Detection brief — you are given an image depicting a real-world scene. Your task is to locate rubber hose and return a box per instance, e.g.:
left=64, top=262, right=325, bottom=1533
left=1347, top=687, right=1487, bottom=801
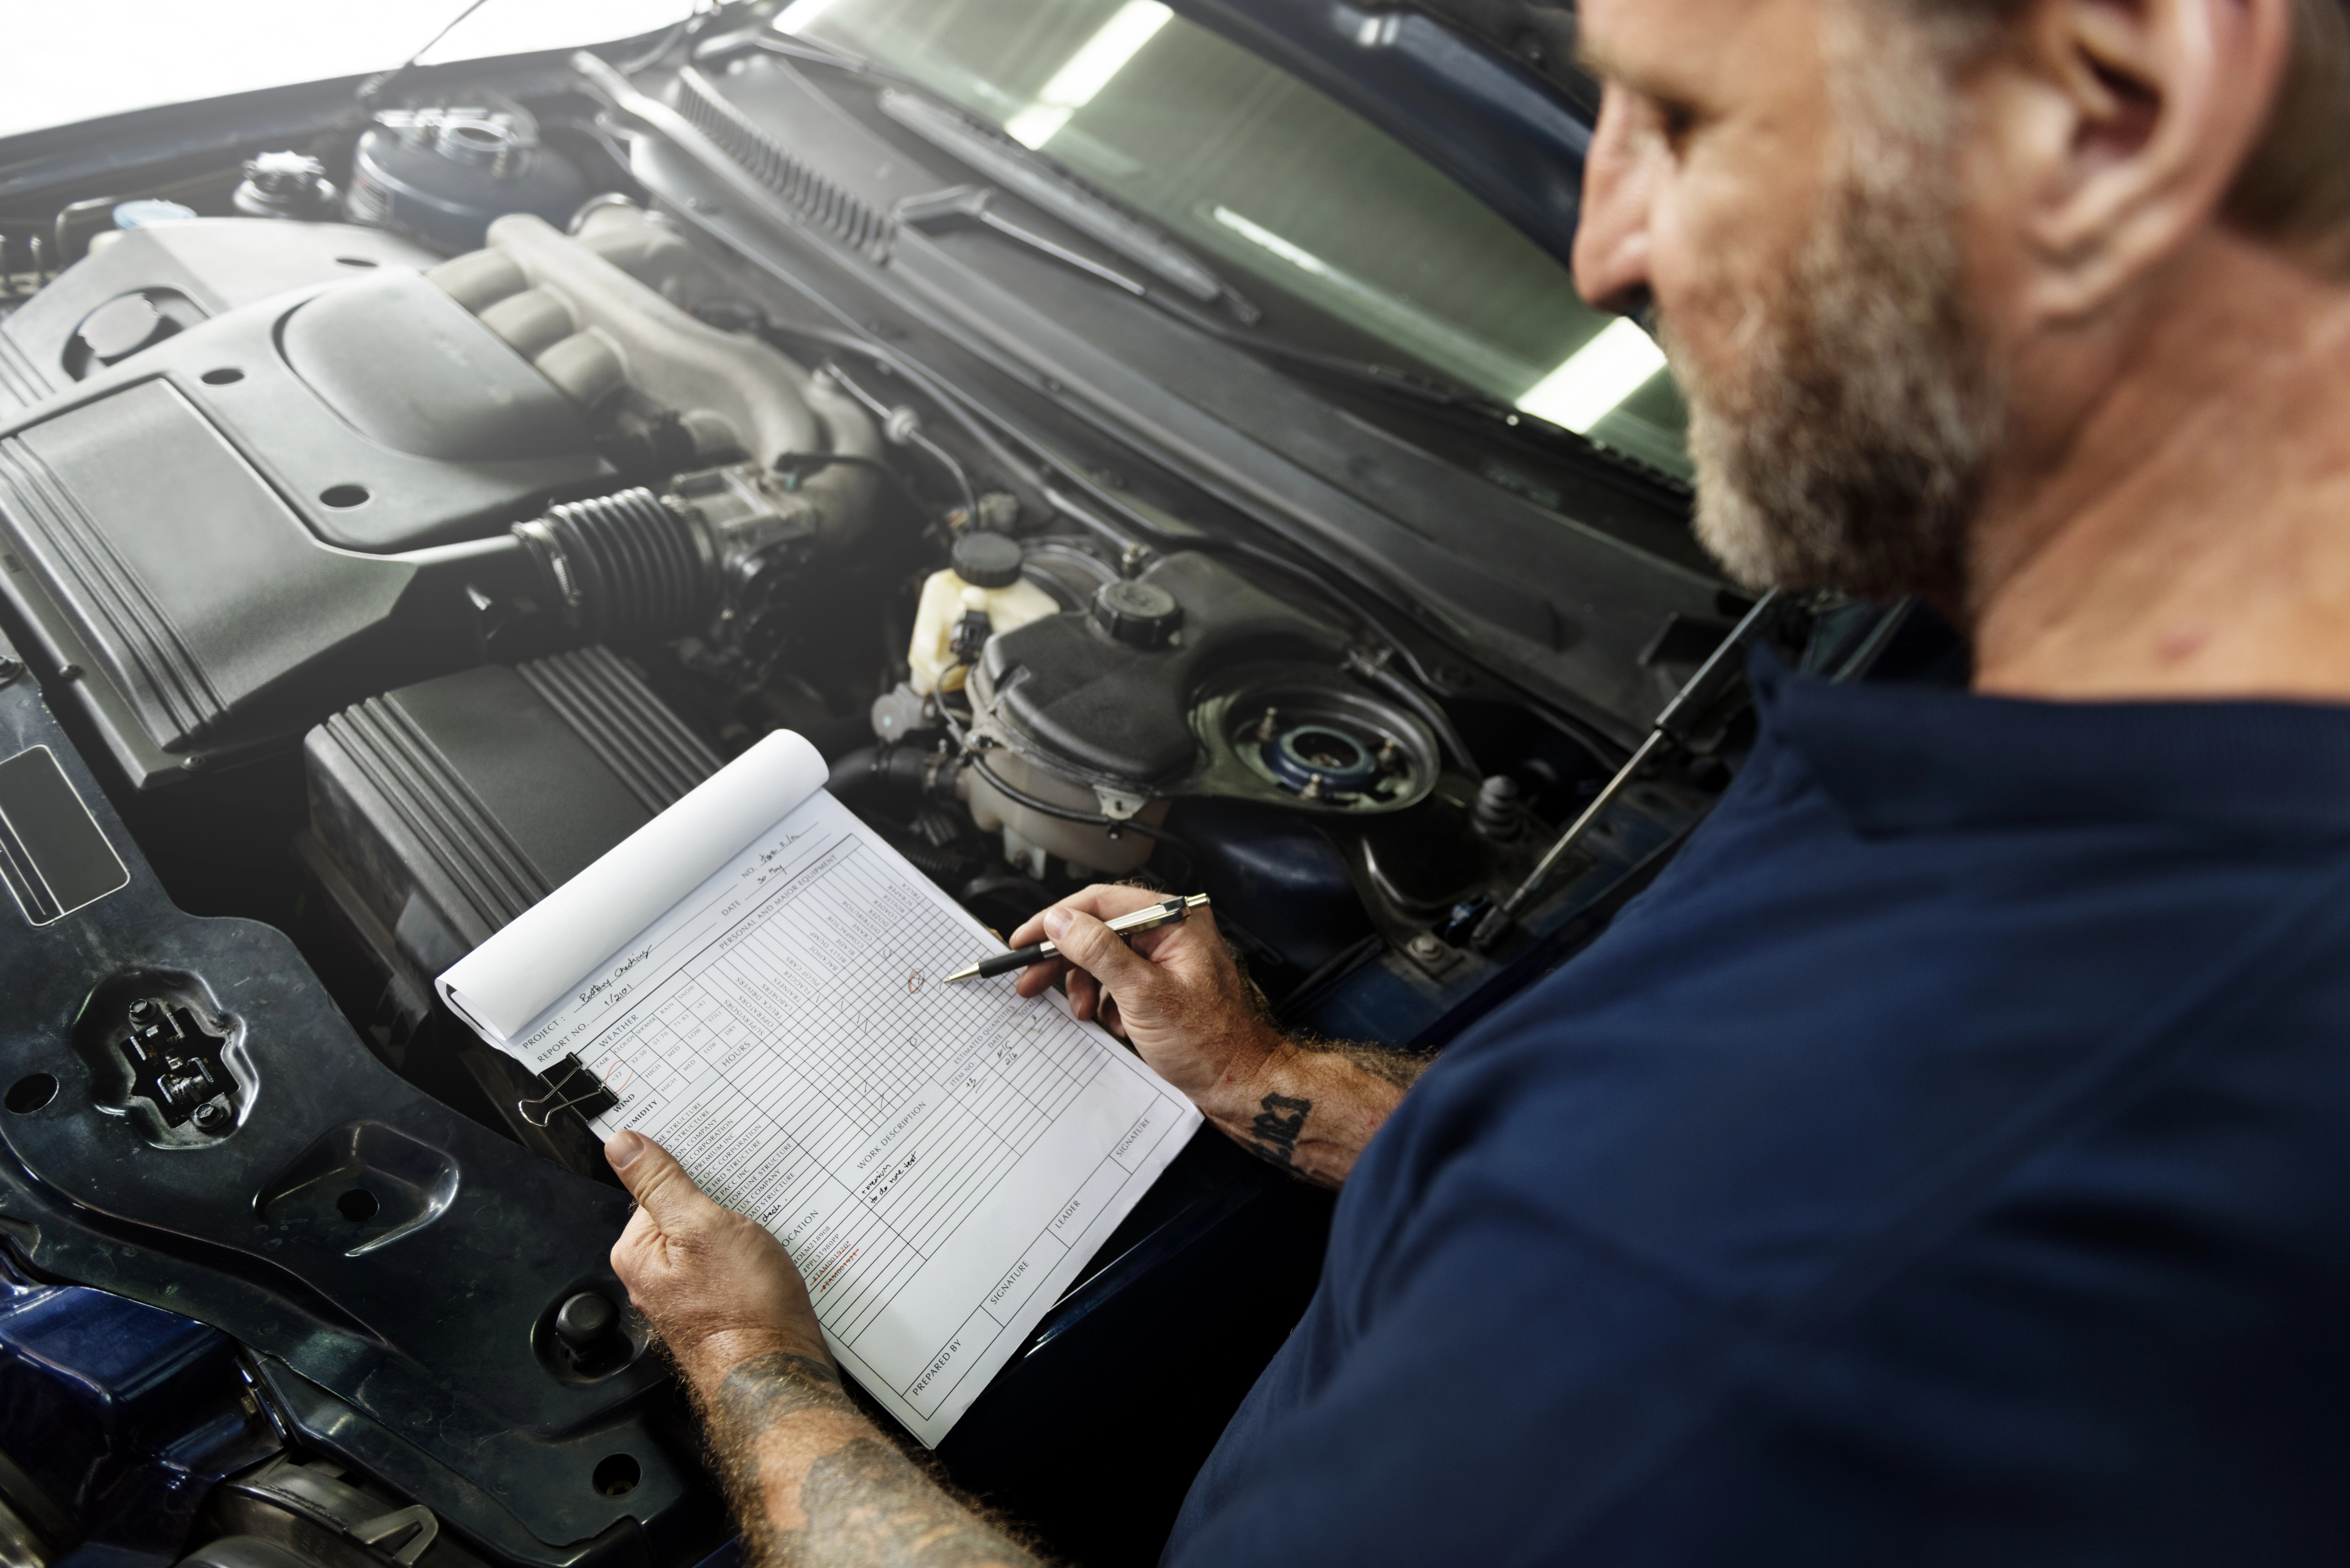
left=828, top=745, right=937, bottom=804
left=527, top=488, right=709, bottom=640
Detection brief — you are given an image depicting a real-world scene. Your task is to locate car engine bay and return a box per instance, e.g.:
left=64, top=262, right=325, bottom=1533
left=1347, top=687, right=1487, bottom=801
left=0, top=15, right=1860, bottom=1568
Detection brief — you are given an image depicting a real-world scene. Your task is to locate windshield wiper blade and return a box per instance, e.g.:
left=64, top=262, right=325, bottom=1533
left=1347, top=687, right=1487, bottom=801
left=894, top=185, right=1154, bottom=300
left=1137, top=306, right=1527, bottom=426
left=730, top=32, right=1259, bottom=322
left=872, top=87, right=1261, bottom=325
left=1220, top=334, right=1691, bottom=489
left=743, top=31, right=870, bottom=72
left=880, top=191, right=1525, bottom=435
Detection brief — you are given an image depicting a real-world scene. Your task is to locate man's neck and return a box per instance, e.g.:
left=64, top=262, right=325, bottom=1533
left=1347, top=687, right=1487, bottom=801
left=1968, top=236, right=2350, bottom=703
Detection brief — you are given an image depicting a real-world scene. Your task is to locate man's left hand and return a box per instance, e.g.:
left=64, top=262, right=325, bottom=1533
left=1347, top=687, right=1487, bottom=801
left=606, top=1129, right=829, bottom=1391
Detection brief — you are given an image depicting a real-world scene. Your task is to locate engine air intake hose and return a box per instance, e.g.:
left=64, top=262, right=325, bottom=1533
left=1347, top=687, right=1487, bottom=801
left=514, top=487, right=710, bottom=641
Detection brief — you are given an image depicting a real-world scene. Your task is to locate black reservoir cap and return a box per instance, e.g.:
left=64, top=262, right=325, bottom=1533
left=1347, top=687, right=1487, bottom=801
left=1092, top=579, right=1183, bottom=649
left=950, top=530, right=1024, bottom=589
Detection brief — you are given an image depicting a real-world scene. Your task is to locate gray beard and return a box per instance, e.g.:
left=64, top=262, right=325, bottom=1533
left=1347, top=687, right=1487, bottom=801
left=1671, top=49, right=2003, bottom=608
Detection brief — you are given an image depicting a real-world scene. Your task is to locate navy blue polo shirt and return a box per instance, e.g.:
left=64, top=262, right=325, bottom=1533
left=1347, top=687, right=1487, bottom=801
left=1167, top=654, right=2350, bottom=1564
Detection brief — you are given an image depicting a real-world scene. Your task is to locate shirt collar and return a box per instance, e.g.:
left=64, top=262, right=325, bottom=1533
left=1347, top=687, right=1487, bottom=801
left=1754, top=649, right=2350, bottom=836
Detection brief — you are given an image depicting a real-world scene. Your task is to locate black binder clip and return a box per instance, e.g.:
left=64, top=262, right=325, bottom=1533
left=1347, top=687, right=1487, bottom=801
left=518, top=1054, right=621, bottom=1128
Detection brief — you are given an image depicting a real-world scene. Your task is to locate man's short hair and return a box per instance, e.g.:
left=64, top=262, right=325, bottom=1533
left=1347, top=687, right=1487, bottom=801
left=1892, top=0, right=2350, bottom=273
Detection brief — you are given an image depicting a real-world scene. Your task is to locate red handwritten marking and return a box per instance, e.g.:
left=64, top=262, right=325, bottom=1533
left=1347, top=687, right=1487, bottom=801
left=906, top=969, right=925, bottom=994
left=816, top=1245, right=861, bottom=1294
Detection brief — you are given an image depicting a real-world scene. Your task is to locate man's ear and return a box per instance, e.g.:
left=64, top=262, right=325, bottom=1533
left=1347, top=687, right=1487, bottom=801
left=1993, top=0, right=2295, bottom=321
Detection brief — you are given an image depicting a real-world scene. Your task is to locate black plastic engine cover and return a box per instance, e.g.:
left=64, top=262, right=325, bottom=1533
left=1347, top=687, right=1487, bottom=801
left=0, top=221, right=622, bottom=789
left=0, top=220, right=612, bottom=554
left=280, top=269, right=600, bottom=489
left=0, top=220, right=438, bottom=413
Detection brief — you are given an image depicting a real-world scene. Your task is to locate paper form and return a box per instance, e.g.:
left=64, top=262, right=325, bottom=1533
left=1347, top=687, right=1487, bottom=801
left=451, top=746, right=1200, bottom=1445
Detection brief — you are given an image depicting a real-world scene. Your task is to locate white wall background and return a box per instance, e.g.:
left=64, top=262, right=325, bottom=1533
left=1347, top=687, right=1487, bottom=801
left=0, top=0, right=696, bottom=139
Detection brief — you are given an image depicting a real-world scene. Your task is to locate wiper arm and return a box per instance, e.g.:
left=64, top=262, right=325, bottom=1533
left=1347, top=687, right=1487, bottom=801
left=747, top=31, right=873, bottom=73
left=1212, top=331, right=1690, bottom=488
left=1155, top=314, right=1554, bottom=438
left=882, top=188, right=1525, bottom=437
left=873, top=87, right=1261, bottom=325
left=734, top=31, right=1259, bottom=322
left=894, top=185, right=1153, bottom=300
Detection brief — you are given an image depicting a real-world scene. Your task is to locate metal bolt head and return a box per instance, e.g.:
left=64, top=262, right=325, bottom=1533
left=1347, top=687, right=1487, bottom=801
left=1406, top=933, right=1448, bottom=962
left=244, top=150, right=327, bottom=194
left=193, top=1100, right=230, bottom=1133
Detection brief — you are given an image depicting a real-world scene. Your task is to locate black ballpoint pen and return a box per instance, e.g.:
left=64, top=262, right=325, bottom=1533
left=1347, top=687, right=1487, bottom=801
left=944, top=893, right=1212, bottom=983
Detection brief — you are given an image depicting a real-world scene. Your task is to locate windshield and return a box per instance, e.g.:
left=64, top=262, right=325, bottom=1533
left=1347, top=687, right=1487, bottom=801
left=777, top=0, right=1691, bottom=479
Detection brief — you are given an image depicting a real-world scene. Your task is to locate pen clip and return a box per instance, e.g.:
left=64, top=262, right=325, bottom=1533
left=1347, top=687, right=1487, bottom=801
left=1104, top=895, right=1186, bottom=936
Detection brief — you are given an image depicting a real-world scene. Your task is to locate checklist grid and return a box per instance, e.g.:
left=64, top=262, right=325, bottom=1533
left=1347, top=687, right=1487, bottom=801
left=578, top=836, right=1139, bottom=1358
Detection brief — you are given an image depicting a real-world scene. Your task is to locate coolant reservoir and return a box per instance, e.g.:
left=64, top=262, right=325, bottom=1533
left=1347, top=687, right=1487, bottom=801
left=909, top=532, right=1059, bottom=695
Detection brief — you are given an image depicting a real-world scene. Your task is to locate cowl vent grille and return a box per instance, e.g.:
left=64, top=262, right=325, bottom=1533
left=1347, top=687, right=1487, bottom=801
left=671, top=69, right=896, bottom=260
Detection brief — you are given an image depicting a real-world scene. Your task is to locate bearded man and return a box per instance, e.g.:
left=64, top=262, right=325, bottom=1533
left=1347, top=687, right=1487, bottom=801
left=599, top=0, right=2350, bottom=1560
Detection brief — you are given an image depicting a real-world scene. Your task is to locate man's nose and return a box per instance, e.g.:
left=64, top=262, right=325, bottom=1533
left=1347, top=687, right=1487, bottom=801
left=1572, top=84, right=1655, bottom=317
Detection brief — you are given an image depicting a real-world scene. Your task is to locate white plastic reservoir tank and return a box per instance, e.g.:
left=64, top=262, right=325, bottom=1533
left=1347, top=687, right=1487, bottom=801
left=908, top=531, right=1060, bottom=695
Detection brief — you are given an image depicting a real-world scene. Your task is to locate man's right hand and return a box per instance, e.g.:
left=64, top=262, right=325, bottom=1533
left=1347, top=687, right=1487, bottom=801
left=1008, top=885, right=1282, bottom=1107
left=1009, top=885, right=1420, bottom=1187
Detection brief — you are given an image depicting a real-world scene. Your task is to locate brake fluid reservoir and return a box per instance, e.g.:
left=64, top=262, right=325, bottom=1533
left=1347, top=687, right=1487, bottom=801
left=908, top=532, right=1059, bottom=695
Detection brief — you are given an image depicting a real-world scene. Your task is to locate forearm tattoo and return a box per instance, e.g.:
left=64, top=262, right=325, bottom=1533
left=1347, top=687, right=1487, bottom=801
left=700, top=1352, right=1045, bottom=1568
left=1230, top=1032, right=1435, bottom=1183
left=1247, top=1091, right=1314, bottom=1170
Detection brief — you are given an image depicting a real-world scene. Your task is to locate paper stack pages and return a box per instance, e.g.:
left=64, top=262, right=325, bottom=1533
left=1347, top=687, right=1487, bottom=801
left=437, top=732, right=1201, bottom=1445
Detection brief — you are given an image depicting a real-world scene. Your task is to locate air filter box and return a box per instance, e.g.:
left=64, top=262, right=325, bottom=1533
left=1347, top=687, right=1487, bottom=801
left=301, top=645, right=720, bottom=1010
